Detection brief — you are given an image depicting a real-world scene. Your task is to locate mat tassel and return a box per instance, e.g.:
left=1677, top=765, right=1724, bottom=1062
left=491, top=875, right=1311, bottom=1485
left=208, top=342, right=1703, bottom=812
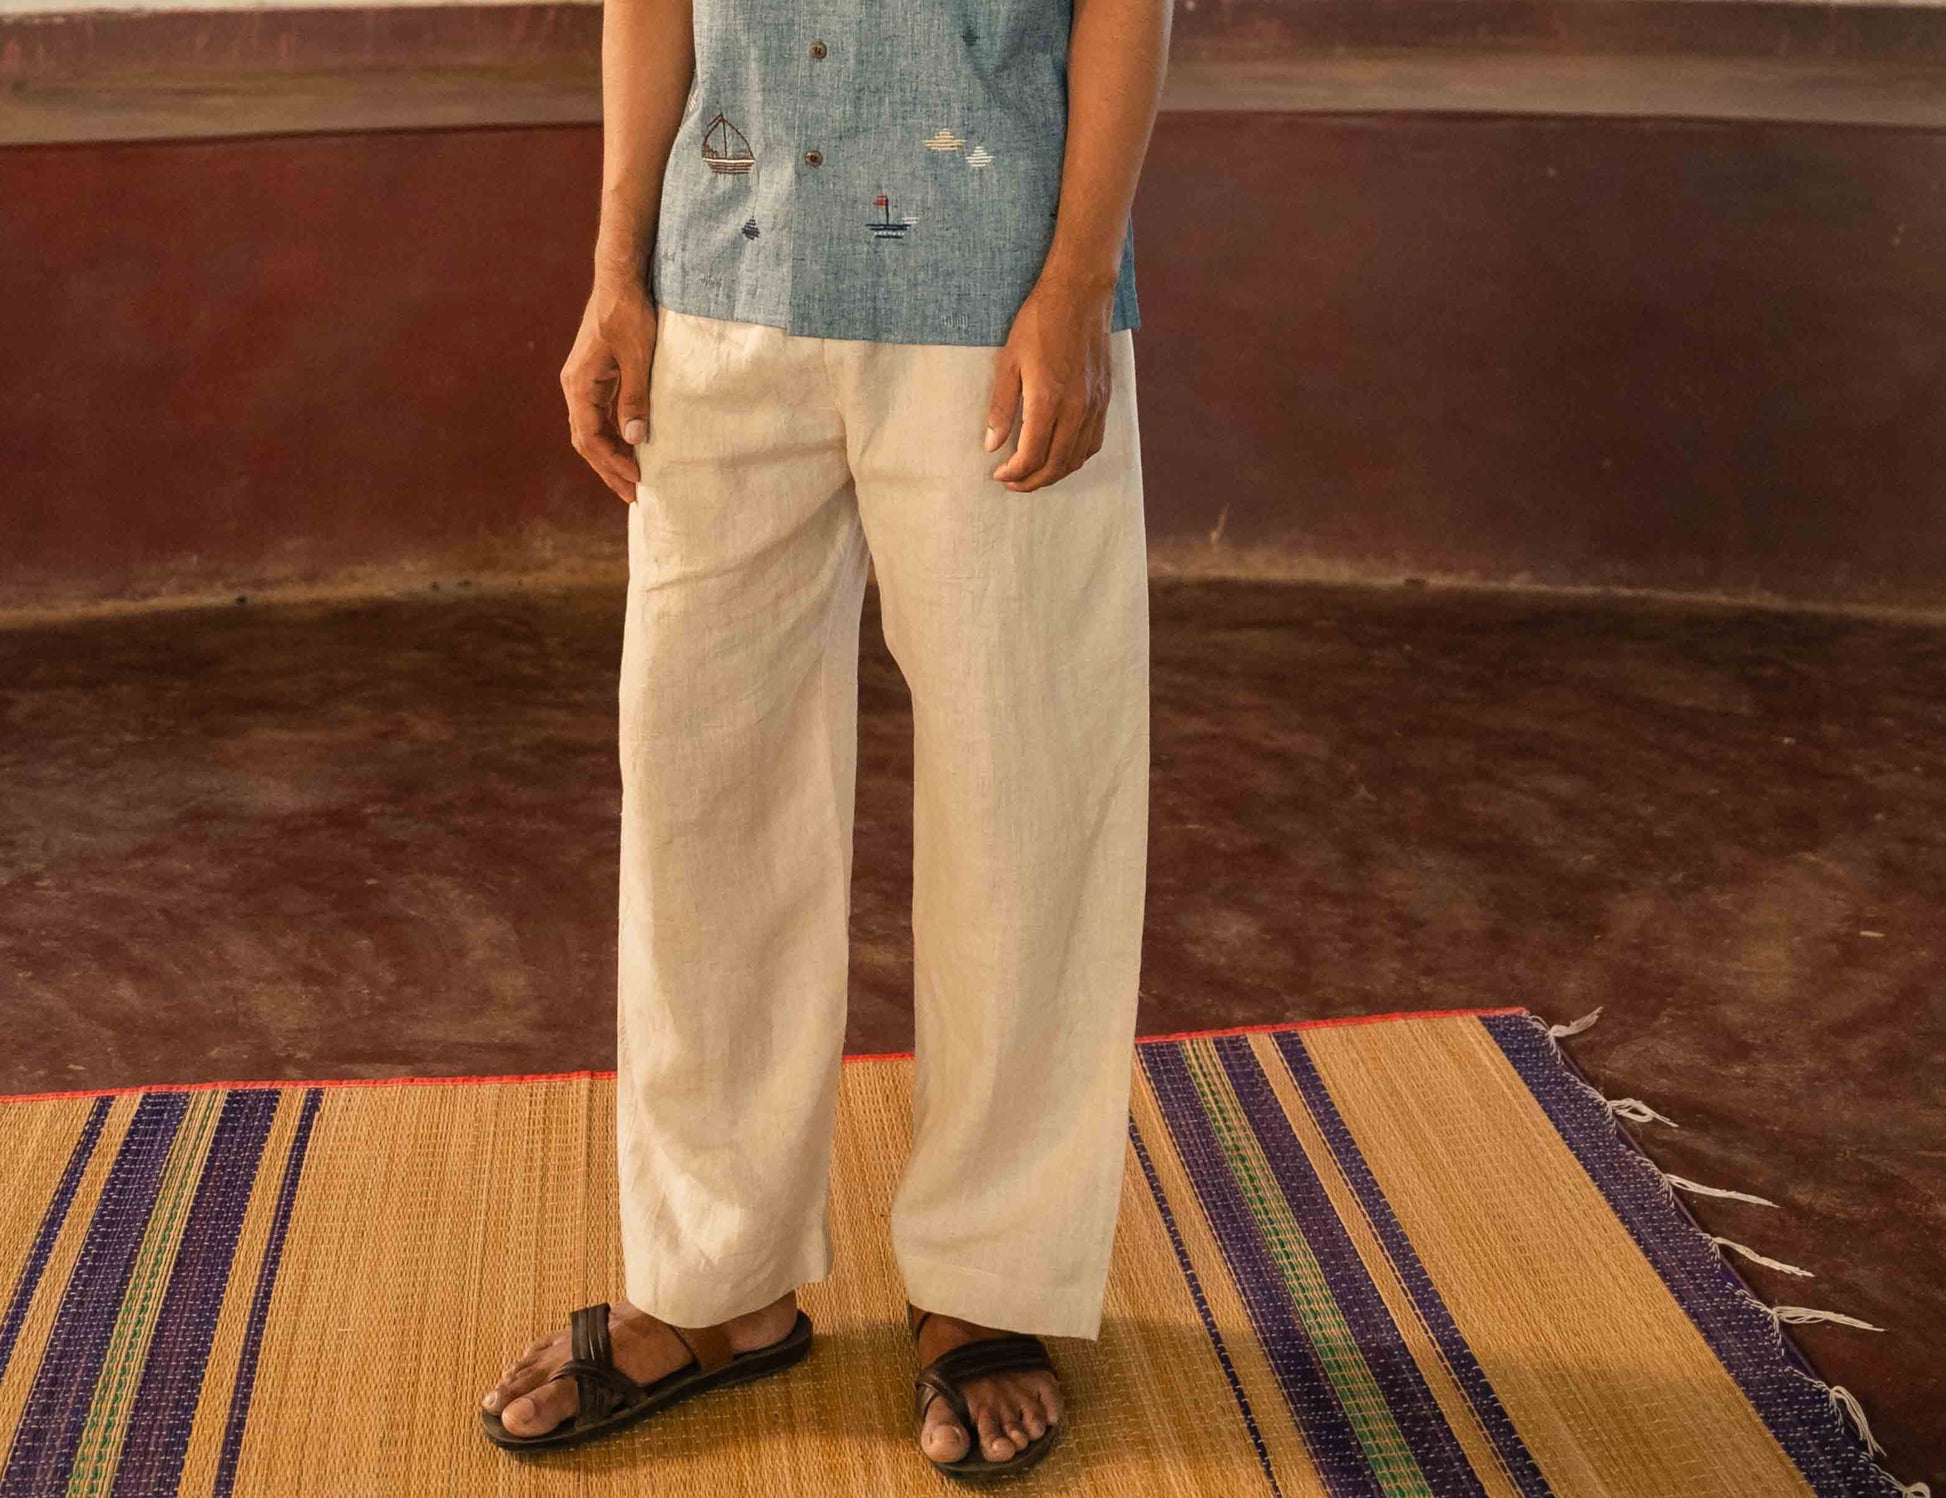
left=1828, top=1385, right=1885, bottom=1457
left=1821, top=1382, right=1932, bottom=1496
left=1710, top=1236, right=1814, bottom=1278
left=1606, top=1097, right=1679, bottom=1128
left=1768, top=1305, right=1884, bottom=1333
left=1664, top=1173, right=1778, bottom=1208
left=1546, top=1008, right=1602, bottom=1039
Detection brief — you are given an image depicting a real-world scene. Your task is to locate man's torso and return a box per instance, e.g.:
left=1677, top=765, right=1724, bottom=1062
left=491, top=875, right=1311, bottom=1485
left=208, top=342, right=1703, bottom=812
left=652, top=0, right=1141, bottom=347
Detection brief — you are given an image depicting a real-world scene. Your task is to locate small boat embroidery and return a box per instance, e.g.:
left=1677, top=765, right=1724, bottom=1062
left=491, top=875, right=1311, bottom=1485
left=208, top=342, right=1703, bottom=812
left=867, top=193, right=916, bottom=240
left=923, top=128, right=966, bottom=153
left=741, top=217, right=760, bottom=240
left=965, top=145, right=994, bottom=169
left=701, top=113, right=755, bottom=175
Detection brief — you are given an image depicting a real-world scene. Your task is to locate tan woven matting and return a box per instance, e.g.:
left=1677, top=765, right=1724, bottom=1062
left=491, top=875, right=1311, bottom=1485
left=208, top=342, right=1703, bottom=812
left=0, top=1012, right=1893, bottom=1495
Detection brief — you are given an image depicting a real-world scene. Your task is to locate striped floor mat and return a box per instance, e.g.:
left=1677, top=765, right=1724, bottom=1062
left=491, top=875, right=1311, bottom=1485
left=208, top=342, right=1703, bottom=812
left=0, top=1009, right=1902, bottom=1496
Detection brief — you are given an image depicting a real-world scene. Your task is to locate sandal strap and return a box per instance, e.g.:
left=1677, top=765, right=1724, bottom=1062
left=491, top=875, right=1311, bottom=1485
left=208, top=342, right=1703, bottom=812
left=912, top=1333, right=1056, bottom=1430
left=667, top=1320, right=734, bottom=1377
left=551, top=1356, right=643, bottom=1423
left=927, top=1334, right=1054, bottom=1383
left=568, top=1303, right=611, bottom=1371
left=915, top=1366, right=976, bottom=1433
left=551, top=1304, right=637, bottom=1424
left=533, top=1303, right=740, bottom=1435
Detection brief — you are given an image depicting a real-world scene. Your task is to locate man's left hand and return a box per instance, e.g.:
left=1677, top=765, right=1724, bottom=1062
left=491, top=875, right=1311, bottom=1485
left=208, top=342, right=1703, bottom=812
left=984, top=274, right=1117, bottom=493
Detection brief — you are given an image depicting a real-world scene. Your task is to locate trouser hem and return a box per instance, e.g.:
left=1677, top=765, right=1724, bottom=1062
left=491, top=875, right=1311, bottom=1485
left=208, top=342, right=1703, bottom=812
left=899, top=1251, right=1107, bottom=1341
left=625, top=1241, right=831, bottom=1330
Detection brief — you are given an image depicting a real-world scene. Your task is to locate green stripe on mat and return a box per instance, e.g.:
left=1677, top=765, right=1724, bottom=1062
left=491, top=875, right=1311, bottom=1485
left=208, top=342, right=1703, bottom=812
left=64, top=1089, right=224, bottom=1498
left=1183, top=1038, right=1434, bottom=1498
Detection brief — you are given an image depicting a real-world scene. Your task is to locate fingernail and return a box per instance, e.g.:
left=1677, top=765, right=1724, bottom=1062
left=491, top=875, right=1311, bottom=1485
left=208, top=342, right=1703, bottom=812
left=482, top=1392, right=500, bottom=1411
left=983, top=425, right=1003, bottom=452
left=624, top=419, right=646, bottom=444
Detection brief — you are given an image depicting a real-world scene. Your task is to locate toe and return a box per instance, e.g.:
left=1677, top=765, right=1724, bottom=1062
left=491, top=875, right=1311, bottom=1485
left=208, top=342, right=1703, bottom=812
left=500, top=1377, right=576, bottom=1438
left=976, top=1406, right=1018, bottom=1463
left=483, top=1336, right=559, bottom=1413
left=483, top=1359, right=552, bottom=1414
left=1037, top=1376, right=1064, bottom=1429
left=1000, top=1390, right=1031, bottom=1449
left=920, top=1403, right=972, bottom=1464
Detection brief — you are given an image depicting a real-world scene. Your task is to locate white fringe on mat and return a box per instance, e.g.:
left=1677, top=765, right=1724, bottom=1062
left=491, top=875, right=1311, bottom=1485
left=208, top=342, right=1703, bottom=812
left=1769, top=1305, right=1885, bottom=1333
left=1830, top=1386, right=1886, bottom=1457
left=1606, top=1097, right=1680, bottom=1128
left=1709, top=1236, right=1815, bottom=1278
left=1663, top=1173, right=1778, bottom=1208
left=1798, top=1373, right=1933, bottom=1496
left=1549, top=1011, right=1930, bottom=1498
left=1547, top=1008, right=1603, bottom=1039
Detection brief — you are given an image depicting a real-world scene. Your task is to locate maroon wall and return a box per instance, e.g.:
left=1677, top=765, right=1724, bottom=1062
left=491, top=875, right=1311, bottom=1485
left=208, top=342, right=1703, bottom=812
left=4, top=111, right=1945, bottom=608
left=2, top=128, right=603, bottom=602
left=1137, top=112, right=1946, bottom=599
left=9, top=0, right=1946, bottom=77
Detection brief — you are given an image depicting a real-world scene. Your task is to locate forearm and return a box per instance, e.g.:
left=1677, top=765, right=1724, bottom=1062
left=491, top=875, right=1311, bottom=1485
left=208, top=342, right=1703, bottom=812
left=1042, top=0, right=1170, bottom=296
left=594, top=0, right=696, bottom=285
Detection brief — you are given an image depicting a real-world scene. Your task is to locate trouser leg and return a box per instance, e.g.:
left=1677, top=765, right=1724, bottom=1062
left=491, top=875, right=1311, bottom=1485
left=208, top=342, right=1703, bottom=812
left=839, top=331, right=1151, bottom=1341
left=616, top=310, right=868, bottom=1327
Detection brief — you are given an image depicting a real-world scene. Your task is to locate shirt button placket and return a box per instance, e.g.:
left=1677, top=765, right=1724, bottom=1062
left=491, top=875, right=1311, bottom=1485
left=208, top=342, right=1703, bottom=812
left=794, top=31, right=835, bottom=332
left=804, top=38, right=828, bottom=168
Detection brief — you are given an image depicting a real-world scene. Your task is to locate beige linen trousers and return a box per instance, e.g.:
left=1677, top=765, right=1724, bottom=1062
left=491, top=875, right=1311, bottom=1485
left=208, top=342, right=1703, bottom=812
left=616, top=309, right=1149, bottom=1341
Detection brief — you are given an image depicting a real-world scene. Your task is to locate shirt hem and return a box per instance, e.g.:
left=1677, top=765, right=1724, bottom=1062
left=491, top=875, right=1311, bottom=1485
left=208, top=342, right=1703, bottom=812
left=652, top=289, right=1142, bottom=349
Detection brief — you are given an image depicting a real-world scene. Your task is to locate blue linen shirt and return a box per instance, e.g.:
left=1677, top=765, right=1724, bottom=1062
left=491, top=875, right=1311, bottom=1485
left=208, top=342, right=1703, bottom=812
left=650, top=0, right=1141, bottom=347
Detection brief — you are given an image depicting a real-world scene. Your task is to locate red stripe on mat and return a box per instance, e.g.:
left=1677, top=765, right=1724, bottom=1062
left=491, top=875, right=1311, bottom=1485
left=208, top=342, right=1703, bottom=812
left=0, top=1007, right=1530, bottom=1104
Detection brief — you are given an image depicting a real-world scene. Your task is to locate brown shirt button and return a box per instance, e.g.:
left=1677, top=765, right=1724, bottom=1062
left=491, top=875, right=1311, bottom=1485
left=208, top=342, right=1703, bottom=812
left=810, top=39, right=828, bottom=59
left=804, top=149, right=824, bottom=167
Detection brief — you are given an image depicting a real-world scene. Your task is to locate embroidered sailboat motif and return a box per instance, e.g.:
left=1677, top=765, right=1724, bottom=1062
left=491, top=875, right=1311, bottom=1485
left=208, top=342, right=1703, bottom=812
left=923, top=128, right=966, bottom=152
left=965, top=145, right=994, bottom=169
left=701, top=113, right=756, bottom=175
left=867, top=193, right=916, bottom=240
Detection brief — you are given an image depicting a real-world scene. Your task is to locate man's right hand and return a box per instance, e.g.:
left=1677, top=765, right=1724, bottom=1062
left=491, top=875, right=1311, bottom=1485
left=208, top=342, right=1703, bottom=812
left=561, top=273, right=658, bottom=503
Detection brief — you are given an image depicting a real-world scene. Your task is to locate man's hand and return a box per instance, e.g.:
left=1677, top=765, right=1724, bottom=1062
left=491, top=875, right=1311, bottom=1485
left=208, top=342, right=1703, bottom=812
left=562, top=273, right=658, bottom=503
left=987, top=0, right=1165, bottom=492
left=985, top=273, right=1117, bottom=493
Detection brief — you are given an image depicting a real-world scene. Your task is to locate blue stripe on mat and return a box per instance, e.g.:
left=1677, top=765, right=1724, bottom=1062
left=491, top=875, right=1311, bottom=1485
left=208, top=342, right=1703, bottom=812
left=109, top=1089, right=280, bottom=1498
left=0, top=1096, right=113, bottom=1387
left=1142, top=1043, right=1386, bottom=1498
left=1130, top=1114, right=1283, bottom=1498
left=1272, top=1031, right=1554, bottom=1498
left=211, top=1087, right=323, bottom=1498
left=1, top=1093, right=189, bottom=1498
left=1481, top=1014, right=1894, bottom=1498
left=1215, top=1035, right=1487, bottom=1498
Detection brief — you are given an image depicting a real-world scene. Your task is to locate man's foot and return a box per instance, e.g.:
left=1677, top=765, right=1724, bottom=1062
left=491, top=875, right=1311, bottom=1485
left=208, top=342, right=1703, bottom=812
left=912, top=1309, right=1063, bottom=1466
left=481, top=1290, right=800, bottom=1438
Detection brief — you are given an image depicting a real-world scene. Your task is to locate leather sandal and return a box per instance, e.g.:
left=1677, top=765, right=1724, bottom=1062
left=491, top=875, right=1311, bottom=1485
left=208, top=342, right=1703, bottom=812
left=909, top=1304, right=1063, bottom=1482
left=480, top=1301, right=814, bottom=1451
